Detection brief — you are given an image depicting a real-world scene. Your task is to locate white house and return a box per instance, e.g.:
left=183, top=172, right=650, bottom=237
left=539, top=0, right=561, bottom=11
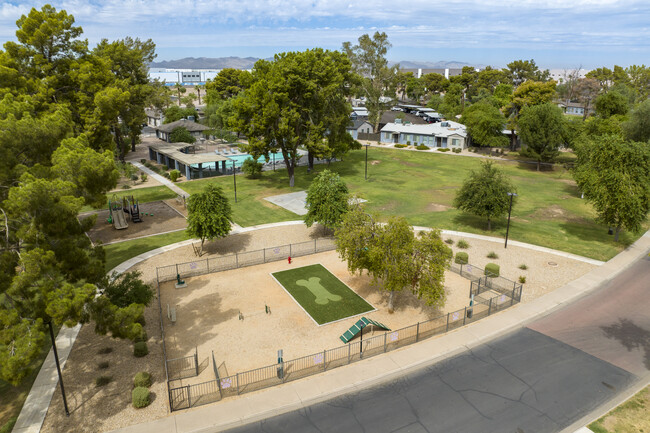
left=347, top=120, right=373, bottom=140
left=154, top=119, right=211, bottom=142
left=380, top=121, right=468, bottom=149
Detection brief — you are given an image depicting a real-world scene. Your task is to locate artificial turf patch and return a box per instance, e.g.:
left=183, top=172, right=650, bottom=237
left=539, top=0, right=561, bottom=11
left=272, top=264, right=374, bottom=325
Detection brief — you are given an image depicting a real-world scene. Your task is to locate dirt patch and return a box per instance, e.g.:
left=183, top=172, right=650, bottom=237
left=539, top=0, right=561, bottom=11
left=426, top=203, right=451, bottom=212
left=163, top=198, right=188, bottom=217
left=529, top=204, right=587, bottom=223
left=83, top=200, right=186, bottom=244
left=371, top=160, right=381, bottom=165
left=379, top=200, right=400, bottom=211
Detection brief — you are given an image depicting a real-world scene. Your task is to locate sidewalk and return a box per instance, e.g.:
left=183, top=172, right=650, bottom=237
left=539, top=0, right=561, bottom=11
left=132, top=162, right=189, bottom=198
left=106, top=230, right=650, bottom=433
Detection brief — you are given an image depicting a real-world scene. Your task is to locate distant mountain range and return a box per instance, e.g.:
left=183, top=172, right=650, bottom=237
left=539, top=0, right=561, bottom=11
left=150, top=57, right=481, bottom=70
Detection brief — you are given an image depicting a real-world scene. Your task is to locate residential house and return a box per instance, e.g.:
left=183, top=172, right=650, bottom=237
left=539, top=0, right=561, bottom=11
left=347, top=119, right=374, bottom=140
left=557, top=101, right=593, bottom=117
left=380, top=121, right=468, bottom=149
left=145, top=108, right=164, bottom=127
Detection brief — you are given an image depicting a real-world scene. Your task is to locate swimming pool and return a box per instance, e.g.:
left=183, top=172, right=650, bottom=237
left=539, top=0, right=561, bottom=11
left=226, top=152, right=285, bottom=166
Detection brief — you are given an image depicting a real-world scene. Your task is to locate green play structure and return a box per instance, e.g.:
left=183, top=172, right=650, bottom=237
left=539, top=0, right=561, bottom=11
left=339, top=317, right=390, bottom=344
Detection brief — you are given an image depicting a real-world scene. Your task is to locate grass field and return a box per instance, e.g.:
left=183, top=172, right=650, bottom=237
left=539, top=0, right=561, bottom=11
left=103, top=230, right=191, bottom=272
left=178, top=148, right=647, bottom=261
left=272, top=264, right=374, bottom=325
left=589, top=386, right=649, bottom=433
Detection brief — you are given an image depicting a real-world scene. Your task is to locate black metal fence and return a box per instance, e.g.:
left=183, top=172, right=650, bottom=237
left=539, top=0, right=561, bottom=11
left=167, top=347, right=199, bottom=380
left=167, top=284, right=522, bottom=411
left=156, top=238, right=337, bottom=283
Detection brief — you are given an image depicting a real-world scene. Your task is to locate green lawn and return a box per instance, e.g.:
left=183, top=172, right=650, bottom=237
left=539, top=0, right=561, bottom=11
left=175, top=148, right=647, bottom=261
left=272, top=264, right=374, bottom=325
left=589, top=386, right=649, bottom=433
left=103, top=230, right=191, bottom=272
left=81, top=186, right=178, bottom=213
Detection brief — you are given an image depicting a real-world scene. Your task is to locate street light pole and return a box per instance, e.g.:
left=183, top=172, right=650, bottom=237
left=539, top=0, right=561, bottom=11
left=505, top=192, right=517, bottom=249
left=233, top=161, right=237, bottom=203
left=364, top=144, right=369, bottom=180
left=48, top=321, right=70, bottom=416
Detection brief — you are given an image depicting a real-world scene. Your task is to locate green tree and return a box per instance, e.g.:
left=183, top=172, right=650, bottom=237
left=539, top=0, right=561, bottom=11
left=503, top=59, right=549, bottom=85
left=438, top=83, right=464, bottom=119
left=454, top=161, right=517, bottom=230
left=241, top=157, right=263, bottom=178
left=336, top=207, right=451, bottom=312
left=586, top=67, right=613, bottom=91
left=163, top=105, right=196, bottom=123
left=342, top=32, right=399, bottom=132
left=169, top=127, right=196, bottom=144
left=573, top=135, right=650, bottom=242
left=421, top=72, right=449, bottom=99
left=518, top=103, right=566, bottom=170
left=461, top=102, right=508, bottom=154
left=97, top=271, right=153, bottom=308
left=233, top=49, right=356, bottom=186
left=186, top=185, right=232, bottom=255
left=204, top=68, right=252, bottom=103
left=304, top=170, right=350, bottom=231
left=173, top=83, right=186, bottom=106
left=624, top=99, right=650, bottom=143
left=594, top=91, right=629, bottom=118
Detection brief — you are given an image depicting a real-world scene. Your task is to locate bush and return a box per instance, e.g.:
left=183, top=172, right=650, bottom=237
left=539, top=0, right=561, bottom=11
left=141, top=173, right=148, bottom=183
left=242, top=157, right=263, bottom=178
left=444, top=238, right=454, bottom=245
left=519, top=275, right=527, bottom=284
left=95, top=375, right=112, bottom=387
left=454, top=252, right=469, bottom=265
left=140, top=159, right=146, bottom=164
left=519, top=264, right=528, bottom=270
left=416, top=144, right=429, bottom=150
left=130, top=174, right=139, bottom=181
left=98, top=361, right=109, bottom=370
left=133, top=341, right=148, bottom=358
left=134, top=372, right=152, bottom=388
left=485, top=263, right=500, bottom=277
left=457, top=239, right=470, bottom=249
left=132, top=387, right=151, bottom=408
left=487, top=251, right=499, bottom=259
left=98, top=347, right=113, bottom=355
left=169, top=169, right=181, bottom=182
left=406, top=141, right=411, bottom=146
left=163, top=172, right=170, bottom=179
left=394, top=144, right=407, bottom=148
left=438, top=148, right=450, bottom=152
left=453, top=148, right=462, bottom=153
left=121, top=184, right=131, bottom=189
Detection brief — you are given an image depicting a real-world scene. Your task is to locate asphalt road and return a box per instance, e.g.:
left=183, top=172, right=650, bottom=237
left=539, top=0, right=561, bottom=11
left=227, top=256, right=650, bottom=433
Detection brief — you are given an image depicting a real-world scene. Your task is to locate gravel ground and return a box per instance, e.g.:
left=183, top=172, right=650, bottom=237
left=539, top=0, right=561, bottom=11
left=41, top=223, right=597, bottom=432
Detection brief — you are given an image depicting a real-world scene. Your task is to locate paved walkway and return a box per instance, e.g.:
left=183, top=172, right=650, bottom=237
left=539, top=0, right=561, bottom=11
left=14, top=222, right=646, bottom=433
left=132, top=162, right=189, bottom=198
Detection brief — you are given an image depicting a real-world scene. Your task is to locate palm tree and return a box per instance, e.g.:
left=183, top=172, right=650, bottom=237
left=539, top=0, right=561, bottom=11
left=195, top=84, right=204, bottom=105
left=173, top=83, right=186, bottom=106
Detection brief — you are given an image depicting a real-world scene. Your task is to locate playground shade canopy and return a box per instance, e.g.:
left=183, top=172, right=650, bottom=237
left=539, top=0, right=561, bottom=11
left=339, top=317, right=390, bottom=344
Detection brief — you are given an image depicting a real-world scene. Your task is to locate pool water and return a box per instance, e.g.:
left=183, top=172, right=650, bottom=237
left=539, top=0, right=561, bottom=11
left=227, top=152, right=285, bottom=166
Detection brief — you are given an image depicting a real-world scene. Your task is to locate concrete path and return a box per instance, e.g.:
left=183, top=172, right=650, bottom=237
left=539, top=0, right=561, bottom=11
left=104, top=230, right=649, bottom=433
left=132, top=161, right=189, bottom=198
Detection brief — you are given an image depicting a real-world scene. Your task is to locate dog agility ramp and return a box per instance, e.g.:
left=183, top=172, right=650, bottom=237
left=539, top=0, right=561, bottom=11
left=339, top=317, right=391, bottom=343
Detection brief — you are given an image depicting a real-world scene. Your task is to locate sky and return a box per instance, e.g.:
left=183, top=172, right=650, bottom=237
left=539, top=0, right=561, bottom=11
left=1, top=0, right=649, bottom=69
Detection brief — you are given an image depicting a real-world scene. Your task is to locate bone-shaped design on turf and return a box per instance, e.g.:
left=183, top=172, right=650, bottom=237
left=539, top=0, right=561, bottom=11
left=296, top=277, right=342, bottom=305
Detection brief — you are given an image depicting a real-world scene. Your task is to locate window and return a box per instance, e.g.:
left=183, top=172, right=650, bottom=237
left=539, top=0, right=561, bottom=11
left=452, top=138, right=460, bottom=147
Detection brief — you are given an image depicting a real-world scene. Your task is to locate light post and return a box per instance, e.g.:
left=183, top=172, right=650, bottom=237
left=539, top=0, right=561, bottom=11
left=364, top=144, right=369, bottom=180
left=505, top=192, right=517, bottom=248
left=233, top=161, right=237, bottom=203
left=48, top=321, right=69, bottom=416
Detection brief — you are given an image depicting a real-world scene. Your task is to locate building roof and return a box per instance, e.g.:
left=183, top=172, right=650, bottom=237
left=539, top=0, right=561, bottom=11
left=347, top=119, right=373, bottom=130
left=147, top=141, right=229, bottom=165
left=155, top=119, right=211, bottom=133
left=381, top=121, right=467, bottom=138
left=380, top=111, right=427, bottom=125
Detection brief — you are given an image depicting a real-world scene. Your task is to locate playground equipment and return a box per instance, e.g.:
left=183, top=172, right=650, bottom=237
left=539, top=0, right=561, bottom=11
left=339, top=317, right=390, bottom=344
left=238, top=304, right=272, bottom=321
left=175, top=273, right=186, bottom=289
left=108, top=195, right=128, bottom=230
left=124, top=196, right=142, bottom=223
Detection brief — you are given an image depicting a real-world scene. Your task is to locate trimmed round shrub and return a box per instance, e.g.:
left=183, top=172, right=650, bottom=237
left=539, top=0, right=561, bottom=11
left=454, top=252, right=469, bottom=265
left=519, top=264, right=528, bottom=270
left=134, top=329, right=148, bottom=343
left=98, top=347, right=113, bottom=355
left=485, top=263, right=500, bottom=277
left=141, top=173, right=148, bottom=183
left=438, top=148, right=450, bottom=152
left=132, top=386, right=151, bottom=408
left=140, top=159, right=146, bottom=164
left=133, top=341, right=148, bottom=358
left=98, top=361, right=109, bottom=370
left=416, top=144, right=429, bottom=150
left=134, top=372, right=152, bottom=388
left=169, top=169, right=181, bottom=182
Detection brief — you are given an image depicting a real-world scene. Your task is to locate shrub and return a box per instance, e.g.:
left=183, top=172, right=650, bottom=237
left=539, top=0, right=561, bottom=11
left=98, top=361, right=110, bottom=370
left=140, top=159, right=146, bottom=164
left=242, top=157, right=263, bottom=178
left=453, top=148, right=462, bottom=153
left=454, top=252, right=469, bottom=265
left=394, top=144, right=407, bottom=148
left=169, top=169, right=181, bottom=182
left=406, top=141, right=411, bottom=146
left=163, top=172, right=170, bottom=179
left=416, top=144, right=429, bottom=150
left=141, top=173, right=148, bottom=183
left=133, top=341, right=148, bottom=358
left=519, top=275, right=527, bottom=284
left=438, top=148, right=450, bottom=152
left=457, top=239, right=470, bottom=249
left=122, top=184, right=131, bottom=189
left=95, top=375, right=112, bottom=387
left=485, top=263, right=500, bottom=277
left=134, top=372, right=152, bottom=388
left=487, top=251, right=499, bottom=259
left=444, top=238, right=454, bottom=245
left=519, top=264, right=528, bottom=270
left=130, top=174, right=139, bottom=181
left=132, top=387, right=151, bottom=408
left=98, top=347, right=113, bottom=355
